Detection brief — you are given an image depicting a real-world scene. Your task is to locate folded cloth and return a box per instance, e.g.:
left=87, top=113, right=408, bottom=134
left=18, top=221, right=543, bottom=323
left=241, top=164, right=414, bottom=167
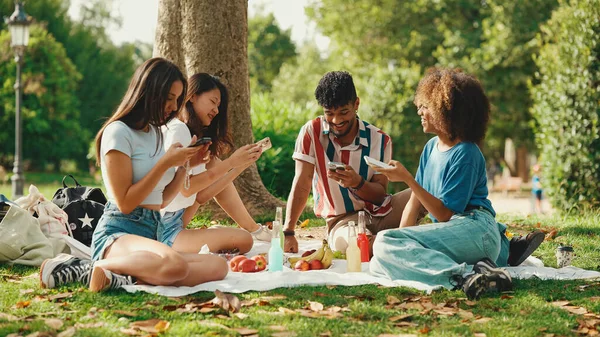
left=121, top=240, right=600, bottom=297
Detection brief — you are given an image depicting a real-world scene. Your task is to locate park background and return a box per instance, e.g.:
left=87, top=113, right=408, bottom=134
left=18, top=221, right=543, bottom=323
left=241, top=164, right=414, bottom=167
left=0, top=1, right=599, bottom=336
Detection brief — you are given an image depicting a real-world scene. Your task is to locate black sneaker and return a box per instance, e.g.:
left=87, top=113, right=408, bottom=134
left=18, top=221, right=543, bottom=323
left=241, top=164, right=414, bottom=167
left=508, top=230, right=545, bottom=266
left=473, top=258, right=513, bottom=291
left=40, top=254, right=92, bottom=288
left=89, top=266, right=135, bottom=292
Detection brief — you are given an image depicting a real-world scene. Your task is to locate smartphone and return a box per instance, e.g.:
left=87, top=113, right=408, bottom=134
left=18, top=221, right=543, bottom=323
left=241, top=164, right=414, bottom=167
left=189, top=137, right=212, bottom=147
left=255, top=137, right=272, bottom=151
left=363, top=156, right=393, bottom=169
left=327, top=161, right=346, bottom=171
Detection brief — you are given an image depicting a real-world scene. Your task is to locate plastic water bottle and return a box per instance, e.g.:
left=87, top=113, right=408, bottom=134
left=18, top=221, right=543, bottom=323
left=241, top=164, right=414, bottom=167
left=346, top=221, right=362, bottom=272
left=357, top=211, right=370, bottom=262
left=276, top=207, right=284, bottom=248
left=269, top=220, right=284, bottom=272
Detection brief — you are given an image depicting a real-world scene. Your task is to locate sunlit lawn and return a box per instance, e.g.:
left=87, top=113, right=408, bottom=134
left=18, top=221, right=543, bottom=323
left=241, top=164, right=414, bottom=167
left=1, top=174, right=599, bottom=336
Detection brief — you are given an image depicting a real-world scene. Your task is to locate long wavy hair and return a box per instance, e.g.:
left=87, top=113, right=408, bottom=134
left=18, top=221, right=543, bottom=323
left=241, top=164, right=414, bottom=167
left=180, top=73, right=232, bottom=157
left=94, top=57, right=187, bottom=165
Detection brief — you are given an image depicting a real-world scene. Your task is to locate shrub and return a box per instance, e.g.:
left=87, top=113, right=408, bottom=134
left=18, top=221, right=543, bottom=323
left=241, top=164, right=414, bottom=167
left=251, top=93, right=318, bottom=198
left=530, top=0, right=600, bottom=211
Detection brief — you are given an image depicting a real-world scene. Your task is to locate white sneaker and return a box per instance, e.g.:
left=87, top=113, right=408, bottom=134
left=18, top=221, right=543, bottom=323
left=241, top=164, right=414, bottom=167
left=251, top=224, right=273, bottom=242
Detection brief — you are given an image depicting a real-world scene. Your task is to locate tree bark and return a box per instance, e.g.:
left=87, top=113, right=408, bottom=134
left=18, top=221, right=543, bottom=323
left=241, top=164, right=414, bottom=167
left=154, top=0, right=284, bottom=218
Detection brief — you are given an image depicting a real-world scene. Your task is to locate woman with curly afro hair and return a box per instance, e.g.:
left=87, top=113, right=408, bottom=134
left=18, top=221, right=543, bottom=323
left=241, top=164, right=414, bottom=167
left=368, top=68, right=515, bottom=300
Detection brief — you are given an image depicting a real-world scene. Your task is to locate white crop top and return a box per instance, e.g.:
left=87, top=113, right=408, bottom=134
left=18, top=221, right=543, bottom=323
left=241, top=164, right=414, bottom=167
left=161, top=119, right=206, bottom=212
left=101, top=121, right=176, bottom=205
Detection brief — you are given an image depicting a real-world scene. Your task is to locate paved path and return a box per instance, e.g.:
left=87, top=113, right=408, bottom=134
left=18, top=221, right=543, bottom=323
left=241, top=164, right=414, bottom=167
left=488, top=192, right=554, bottom=216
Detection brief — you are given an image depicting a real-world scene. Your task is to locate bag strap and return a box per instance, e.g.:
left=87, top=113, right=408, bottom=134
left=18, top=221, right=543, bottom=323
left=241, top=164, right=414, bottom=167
left=62, top=175, right=82, bottom=188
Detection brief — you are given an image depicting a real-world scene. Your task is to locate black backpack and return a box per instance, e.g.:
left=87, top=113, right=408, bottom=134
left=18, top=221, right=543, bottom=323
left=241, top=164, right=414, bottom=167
left=52, top=175, right=107, bottom=247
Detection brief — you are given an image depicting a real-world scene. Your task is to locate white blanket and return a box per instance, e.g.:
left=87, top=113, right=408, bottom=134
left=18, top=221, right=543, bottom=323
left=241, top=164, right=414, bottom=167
left=122, top=240, right=600, bottom=296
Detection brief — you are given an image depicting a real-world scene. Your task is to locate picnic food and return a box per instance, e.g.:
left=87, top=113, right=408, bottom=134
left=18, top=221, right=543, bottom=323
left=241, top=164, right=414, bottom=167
left=229, top=255, right=248, bottom=272
left=288, top=239, right=334, bottom=270
left=238, top=259, right=257, bottom=273
left=294, top=260, right=310, bottom=271
left=309, top=259, right=324, bottom=270
left=302, top=249, right=316, bottom=257
left=251, top=255, right=267, bottom=271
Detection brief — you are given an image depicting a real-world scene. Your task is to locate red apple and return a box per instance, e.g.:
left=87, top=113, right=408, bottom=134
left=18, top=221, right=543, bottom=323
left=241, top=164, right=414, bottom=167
left=251, top=255, right=267, bottom=271
left=302, top=249, right=316, bottom=258
left=238, top=259, right=257, bottom=273
left=309, top=259, right=323, bottom=270
left=229, top=255, right=248, bottom=272
left=294, top=260, right=310, bottom=271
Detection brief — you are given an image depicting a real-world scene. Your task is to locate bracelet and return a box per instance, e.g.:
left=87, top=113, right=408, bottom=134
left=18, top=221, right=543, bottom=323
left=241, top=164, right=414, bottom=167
left=283, top=230, right=295, bottom=237
left=350, top=177, right=365, bottom=190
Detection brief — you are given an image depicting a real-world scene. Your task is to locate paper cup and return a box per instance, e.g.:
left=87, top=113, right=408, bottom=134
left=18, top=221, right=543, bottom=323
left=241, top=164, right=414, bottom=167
left=555, top=245, right=574, bottom=268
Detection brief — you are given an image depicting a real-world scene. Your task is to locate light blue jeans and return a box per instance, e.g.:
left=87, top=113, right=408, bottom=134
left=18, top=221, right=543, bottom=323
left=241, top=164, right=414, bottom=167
left=370, top=209, right=509, bottom=289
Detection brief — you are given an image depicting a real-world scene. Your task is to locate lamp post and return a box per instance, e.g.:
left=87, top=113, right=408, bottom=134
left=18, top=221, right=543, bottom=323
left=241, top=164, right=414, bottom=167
left=5, top=1, right=31, bottom=199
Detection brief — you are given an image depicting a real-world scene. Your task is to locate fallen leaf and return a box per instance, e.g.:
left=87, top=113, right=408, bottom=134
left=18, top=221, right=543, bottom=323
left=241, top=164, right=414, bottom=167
left=57, top=327, right=76, bottom=337
left=419, top=326, right=430, bottom=334
left=278, top=307, right=296, bottom=315
left=14, top=300, right=30, bottom=309
left=48, top=292, right=73, bottom=301
left=473, top=333, right=487, bottom=337
left=233, top=313, right=249, bottom=319
left=44, top=318, right=64, bottom=329
left=120, top=328, right=142, bottom=336
left=458, top=310, right=475, bottom=319
left=308, top=301, right=324, bottom=312
left=130, top=319, right=170, bottom=334
left=232, top=328, right=259, bottom=336
left=473, top=317, right=493, bottom=324
left=564, top=306, right=588, bottom=315
left=212, top=290, right=241, bottom=313
left=20, top=289, right=35, bottom=295
left=545, top=229, right=558, bottom=241
left=386, top=295, right=401, bottom=305
left=551, top=301, right=571, bottom=307
left=464, top=300, right=477, bottom=306
left=319, top=331, right=332, bottom=337
left=299, top=219, right=310, bottom=228
left=500, top=295, right=514, bottom=300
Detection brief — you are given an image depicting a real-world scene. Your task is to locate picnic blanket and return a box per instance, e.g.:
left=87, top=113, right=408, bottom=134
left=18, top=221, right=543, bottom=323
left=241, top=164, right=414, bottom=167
left=122, top=240, right=600, bottom=296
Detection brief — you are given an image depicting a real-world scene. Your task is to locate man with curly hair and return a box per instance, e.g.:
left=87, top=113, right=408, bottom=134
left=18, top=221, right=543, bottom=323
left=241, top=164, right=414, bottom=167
left=282, top=71, right=415, bottom=254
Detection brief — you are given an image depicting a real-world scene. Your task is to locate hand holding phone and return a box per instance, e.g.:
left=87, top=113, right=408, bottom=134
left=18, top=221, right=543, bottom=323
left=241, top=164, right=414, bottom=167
left=327, top=161, right=346, bottom=171
left=363, top=156, right=393, bottom=169
left=255, top=137, right=272, bottom=151
left=189, top=137, right=212, bottom=147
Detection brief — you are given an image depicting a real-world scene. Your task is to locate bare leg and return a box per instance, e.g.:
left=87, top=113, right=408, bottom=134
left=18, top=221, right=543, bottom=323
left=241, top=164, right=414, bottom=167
left=213, top=182, right=261, bottom=232
left=171, top=226, right=253, bottom=254
left=95, top=234, right=228, bottom=287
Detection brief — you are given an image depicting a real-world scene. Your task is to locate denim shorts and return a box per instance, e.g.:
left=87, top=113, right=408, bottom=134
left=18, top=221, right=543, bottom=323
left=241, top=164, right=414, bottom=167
left=157, top=209, right=185, bottom=247
left=91, top=202, right=162, bottom=261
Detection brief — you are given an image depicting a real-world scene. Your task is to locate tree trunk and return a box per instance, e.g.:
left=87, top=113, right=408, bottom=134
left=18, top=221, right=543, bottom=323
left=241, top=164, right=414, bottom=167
left=154, top=0, right=284, bottom=219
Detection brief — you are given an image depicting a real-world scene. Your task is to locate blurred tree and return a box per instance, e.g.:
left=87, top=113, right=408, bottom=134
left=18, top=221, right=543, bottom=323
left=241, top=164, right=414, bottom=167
left=271, top=42, right=329, bottom=105
left=155, top=0, right=284, bottom=217
left=307, top=0, right=558, bottom=167
left=0, top=25, right=86, bottom=170
left=0, top=0, right=137, bottom=169
left=248, top=13, right=297, bottom=92
left=530, top=0, right=600, bottom=211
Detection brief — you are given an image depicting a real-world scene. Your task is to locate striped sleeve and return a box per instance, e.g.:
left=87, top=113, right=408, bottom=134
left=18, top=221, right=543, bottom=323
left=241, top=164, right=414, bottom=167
left=292, top=122, right=316, bottom=165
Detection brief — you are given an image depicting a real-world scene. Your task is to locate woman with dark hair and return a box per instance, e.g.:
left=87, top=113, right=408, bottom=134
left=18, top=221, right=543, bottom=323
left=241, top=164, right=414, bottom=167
left=39, top=58, right=230, bottom=292
left=370, top=68, right=514, bottom=300
left=159, top=73, right=268, bottom=256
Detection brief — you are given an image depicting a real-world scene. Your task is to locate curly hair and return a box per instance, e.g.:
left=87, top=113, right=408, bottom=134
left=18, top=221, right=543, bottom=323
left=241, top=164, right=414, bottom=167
left=414, top=68, right=490, bottom=144
left=314, top=71, right=357, bottom=109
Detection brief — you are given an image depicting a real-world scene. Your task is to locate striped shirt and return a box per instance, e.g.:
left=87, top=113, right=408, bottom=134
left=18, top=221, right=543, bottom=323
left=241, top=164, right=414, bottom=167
left=293, top=116, right=393, bottom=219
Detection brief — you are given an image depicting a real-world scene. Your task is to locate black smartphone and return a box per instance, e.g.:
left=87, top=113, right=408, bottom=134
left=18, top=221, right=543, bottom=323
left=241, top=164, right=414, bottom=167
left=189, top=137, right=212, bottom=147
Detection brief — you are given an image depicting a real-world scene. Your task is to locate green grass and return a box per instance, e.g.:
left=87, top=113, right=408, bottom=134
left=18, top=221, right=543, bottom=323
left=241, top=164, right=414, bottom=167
left=0, top=171, right=103, bottom=200
left=1, top=175, right=599, bottom=336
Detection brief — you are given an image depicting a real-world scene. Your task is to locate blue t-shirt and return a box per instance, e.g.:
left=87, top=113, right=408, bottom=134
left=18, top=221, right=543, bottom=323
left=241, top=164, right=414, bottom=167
left=415, top=137, right=495, bottom=222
